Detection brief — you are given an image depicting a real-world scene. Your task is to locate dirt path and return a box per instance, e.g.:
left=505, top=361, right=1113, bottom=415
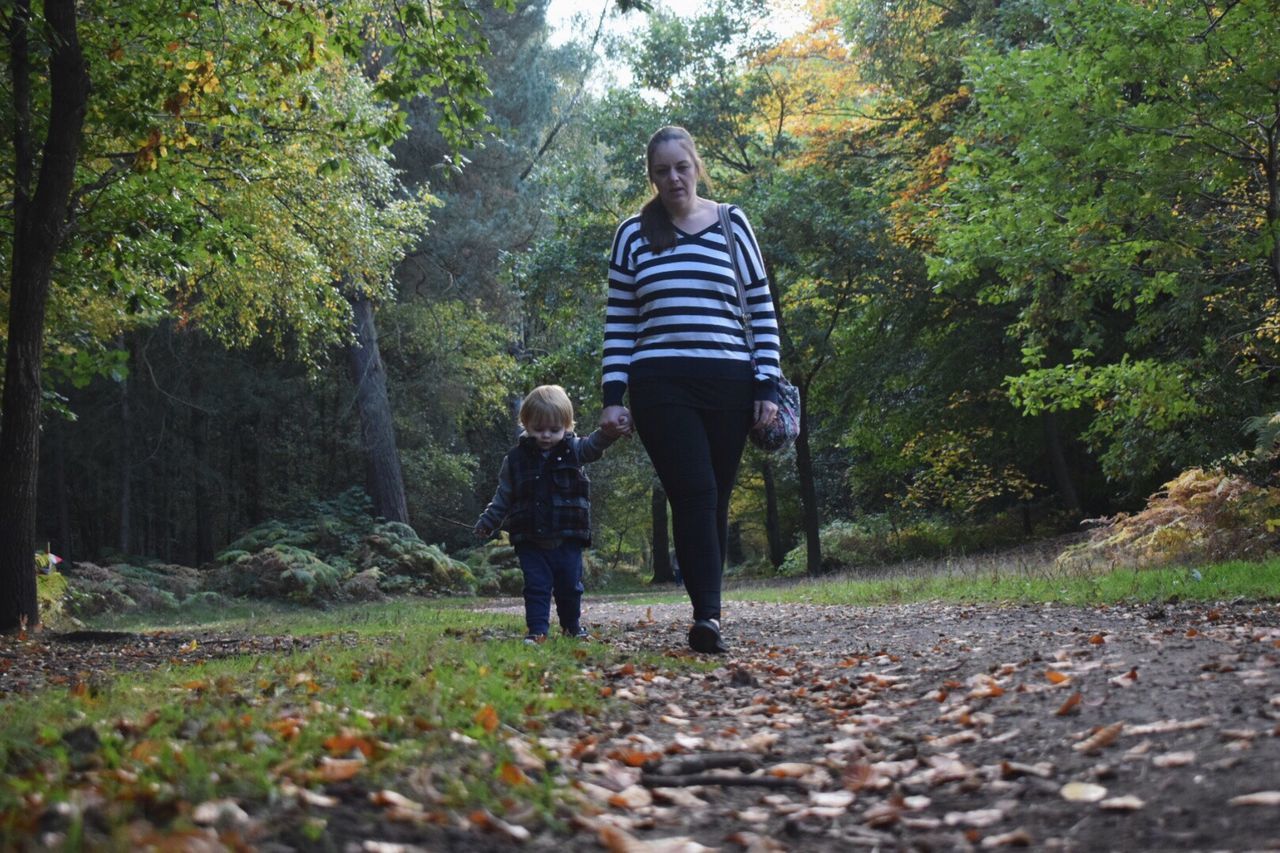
left=501, top=597, right=1280, bottom=852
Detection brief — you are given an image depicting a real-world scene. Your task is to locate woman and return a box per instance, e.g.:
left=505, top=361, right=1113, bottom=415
left=600, top=126, right=780, bottom=653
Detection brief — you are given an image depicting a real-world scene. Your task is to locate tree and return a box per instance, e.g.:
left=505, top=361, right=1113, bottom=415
left=927, top=0, right=1280, bottom=486
left=0, top=0, right=91, bottom=633
left=1, top=0, right=512, bottom=631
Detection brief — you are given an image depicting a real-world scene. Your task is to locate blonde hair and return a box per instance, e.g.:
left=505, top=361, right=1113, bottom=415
left=519, top=385, right=575, bottom=431
left=642, top=126, right=711, bottom=253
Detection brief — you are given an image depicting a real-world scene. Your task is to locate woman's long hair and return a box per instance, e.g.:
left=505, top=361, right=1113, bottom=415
left=640, top=126, right=709, bottom=253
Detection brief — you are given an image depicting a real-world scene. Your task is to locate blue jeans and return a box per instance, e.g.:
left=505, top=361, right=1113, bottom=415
left=516, top=542, right=584, bottom=636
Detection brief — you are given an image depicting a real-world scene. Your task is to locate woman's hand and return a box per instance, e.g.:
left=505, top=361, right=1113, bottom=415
left=601, top=405, right=633, bottom=437
left=752, top=400, right=779, bottom=431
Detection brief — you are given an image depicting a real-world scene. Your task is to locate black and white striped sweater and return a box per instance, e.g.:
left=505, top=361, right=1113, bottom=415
left=602, top=205, right=781, bottom=408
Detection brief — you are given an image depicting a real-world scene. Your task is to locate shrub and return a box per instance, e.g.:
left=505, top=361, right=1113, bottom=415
left=206, top=488, right=476, bottom=605
left=1057, top=468, right=1280, bottom=571
left=61, top=561, right=231, bottom=618
left=778, top=512, right=1048, bottom=576
left=206, top=546, right=342, bottom=602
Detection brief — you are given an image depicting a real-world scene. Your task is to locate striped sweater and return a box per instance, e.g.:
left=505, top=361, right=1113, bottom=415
left=602, top=205, right=781, bottom=407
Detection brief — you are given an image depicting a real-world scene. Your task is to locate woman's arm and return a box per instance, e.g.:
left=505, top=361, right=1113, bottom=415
left=602, top=219, right=641, bottom=408
left=728, top=206, right=782, bottom=403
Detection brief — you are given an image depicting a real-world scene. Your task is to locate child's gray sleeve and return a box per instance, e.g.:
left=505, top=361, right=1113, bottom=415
left=574, top=428, right=618, bottom=464
left=476, top=456, right=513, bottom=532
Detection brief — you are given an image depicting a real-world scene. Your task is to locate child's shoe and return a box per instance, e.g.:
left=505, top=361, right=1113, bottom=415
left=565, top=625, right=590, bottom=640
left=523, top=633, right=547, bottom=645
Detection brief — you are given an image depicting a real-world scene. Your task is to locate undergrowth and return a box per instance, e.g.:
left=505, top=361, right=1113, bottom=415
left=0, top=603, right=655, bottom=849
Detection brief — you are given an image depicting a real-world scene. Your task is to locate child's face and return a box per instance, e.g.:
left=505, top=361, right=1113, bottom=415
left=527, top=420, right=567, bottom=450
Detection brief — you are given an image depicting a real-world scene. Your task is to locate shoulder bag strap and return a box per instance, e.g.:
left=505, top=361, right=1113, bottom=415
left=718, top=203, right=758, bottom=357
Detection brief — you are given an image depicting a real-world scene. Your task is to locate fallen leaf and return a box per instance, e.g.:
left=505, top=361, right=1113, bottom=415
left=1124, top=717, right=1214, bottom=736
left=470, top=809, right=532, bottom=842
left=499, top=761, right=529, bottom=785
left=809, top=790, right=855, bottom=809
left=608, top=785, right=654, bottom=809
left=1073, top=722, right=1124, bottom=753
left=312, top=756, right=364, bottom=782
left=323, top=731, right=377, bottom=758
left=999, top=761, right=1053, bottom=779
left=369, top=790, right=423, bottom=811
left=862, top=799, right=902, bottom=827
left=191, top=799, right=249, bottom=826
left=1100, top=795, right=1146, bottom=811
left=1151, top=751, right=1196, bottom=768
left=1229, top=791, right=1280, bottom=807
left=1089, top=634, right=1106, bottom=645
left=944, top=808, right=1004, bottom=827
left=1060, top=782, right=1108, bottom=802
left=980, top=829, right=1034, bottom=847
left=1045, top=670, right=1070, bottom=685
left=1109, top=668, right=1138, bottom=688
left=768, top=762, right=820, bottom=778
left=1055, top=692, right=1083, bottom=716
left=474, top=704, right=500, bottom=734
left=606, top=748, right=662, bottom=767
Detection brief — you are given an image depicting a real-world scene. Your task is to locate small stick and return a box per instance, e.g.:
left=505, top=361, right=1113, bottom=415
left=641, top=772, right=805, bottom=790
left=645, top=753, right=762, bottom=775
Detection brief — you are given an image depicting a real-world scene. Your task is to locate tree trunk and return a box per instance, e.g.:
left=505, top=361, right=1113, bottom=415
left=52, top=422, right=72, bottom=558
left=793, top=390, right=823, bottom=576
left=0, top=0, right=90, bottom=633
left=191, top=373, right=214, bottom=564
left=1043, top=410, right=1082, bottom=518
left=346, top=294, right=410, bottom=524
left=119, top=357, right=132, bottom=555
left=761, top=457, right=785, bottom=568
left=649, top=484, right=674, bottom=583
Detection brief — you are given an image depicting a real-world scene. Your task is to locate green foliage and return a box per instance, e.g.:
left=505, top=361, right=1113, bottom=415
left=779, top=512, right=1046, bottom=577
left=1057, top=469, right=1280, bottom=572
left=208, top=488, right=475, bottom=604
left=466, top=536, right=525, bottom=597
left=742, top=558, right=1280, bottom=608
left=60, top=562, right=219, bottom=618
left=0, top=602, right=649, bottom=848
left=36, top=571, right=70, bottom=629
left=925, top=0, right=1280, bottom=484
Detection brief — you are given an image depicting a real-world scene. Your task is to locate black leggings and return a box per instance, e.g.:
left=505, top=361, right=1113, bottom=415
left=631, top=384, right=751, bottom=622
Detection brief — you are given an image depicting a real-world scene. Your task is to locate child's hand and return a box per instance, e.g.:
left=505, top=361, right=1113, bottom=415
left=474, top=525, right=491, bottom=541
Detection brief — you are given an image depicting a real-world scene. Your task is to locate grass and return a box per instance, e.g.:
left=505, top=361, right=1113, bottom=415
left=0, top=602, right=660, bottom=849
left=7, top=552, right=1278, bottom=847
left=726, top=557, right=1280, bottom=607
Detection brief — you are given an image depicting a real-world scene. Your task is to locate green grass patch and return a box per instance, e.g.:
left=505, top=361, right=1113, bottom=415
left=0, top=601, right=663, bottom=848
left=732, top=558, right=1280, bottom=607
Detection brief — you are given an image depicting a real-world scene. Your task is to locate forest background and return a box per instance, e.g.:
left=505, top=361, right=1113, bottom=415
left=4, top=0, right=1280, bottom=630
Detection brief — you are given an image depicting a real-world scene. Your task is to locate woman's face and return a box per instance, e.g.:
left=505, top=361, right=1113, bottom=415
left=648, top=139, right=699, bottom=210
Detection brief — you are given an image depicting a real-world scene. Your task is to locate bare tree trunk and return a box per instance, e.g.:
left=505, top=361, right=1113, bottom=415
left=649, top=484, right=674, bottom=583
left=761, top=457, right=785, bottom=568
left=119, top=359, right=132, bottom=555
left=52, top=422, right=72, bottom=558
left=346, top=294, right=409, bottom=524
left=793, top=390, right=823, bottom=576
left=0, top=0, right=90, bottom=632
left=1043, top=410, right=1082, bottom=518
left=191, top=373, right=213, bottom=564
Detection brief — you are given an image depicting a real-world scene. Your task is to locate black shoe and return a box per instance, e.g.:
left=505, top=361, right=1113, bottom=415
left=688, top=618, right=726, bottom=654
left=565, top=625, right=590, bottom=640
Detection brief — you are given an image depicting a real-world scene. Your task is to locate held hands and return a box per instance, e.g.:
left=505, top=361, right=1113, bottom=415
left=600, top=405, right=633, bottom=438
left=752, top=400, right=779, bottom=431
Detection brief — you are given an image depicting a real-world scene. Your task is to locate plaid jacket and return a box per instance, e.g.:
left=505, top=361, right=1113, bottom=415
left=476, top=429, right=615, bottom=546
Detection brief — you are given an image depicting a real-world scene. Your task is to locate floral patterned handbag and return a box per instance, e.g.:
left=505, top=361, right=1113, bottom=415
left=718, top=204, right=801, bottom=454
